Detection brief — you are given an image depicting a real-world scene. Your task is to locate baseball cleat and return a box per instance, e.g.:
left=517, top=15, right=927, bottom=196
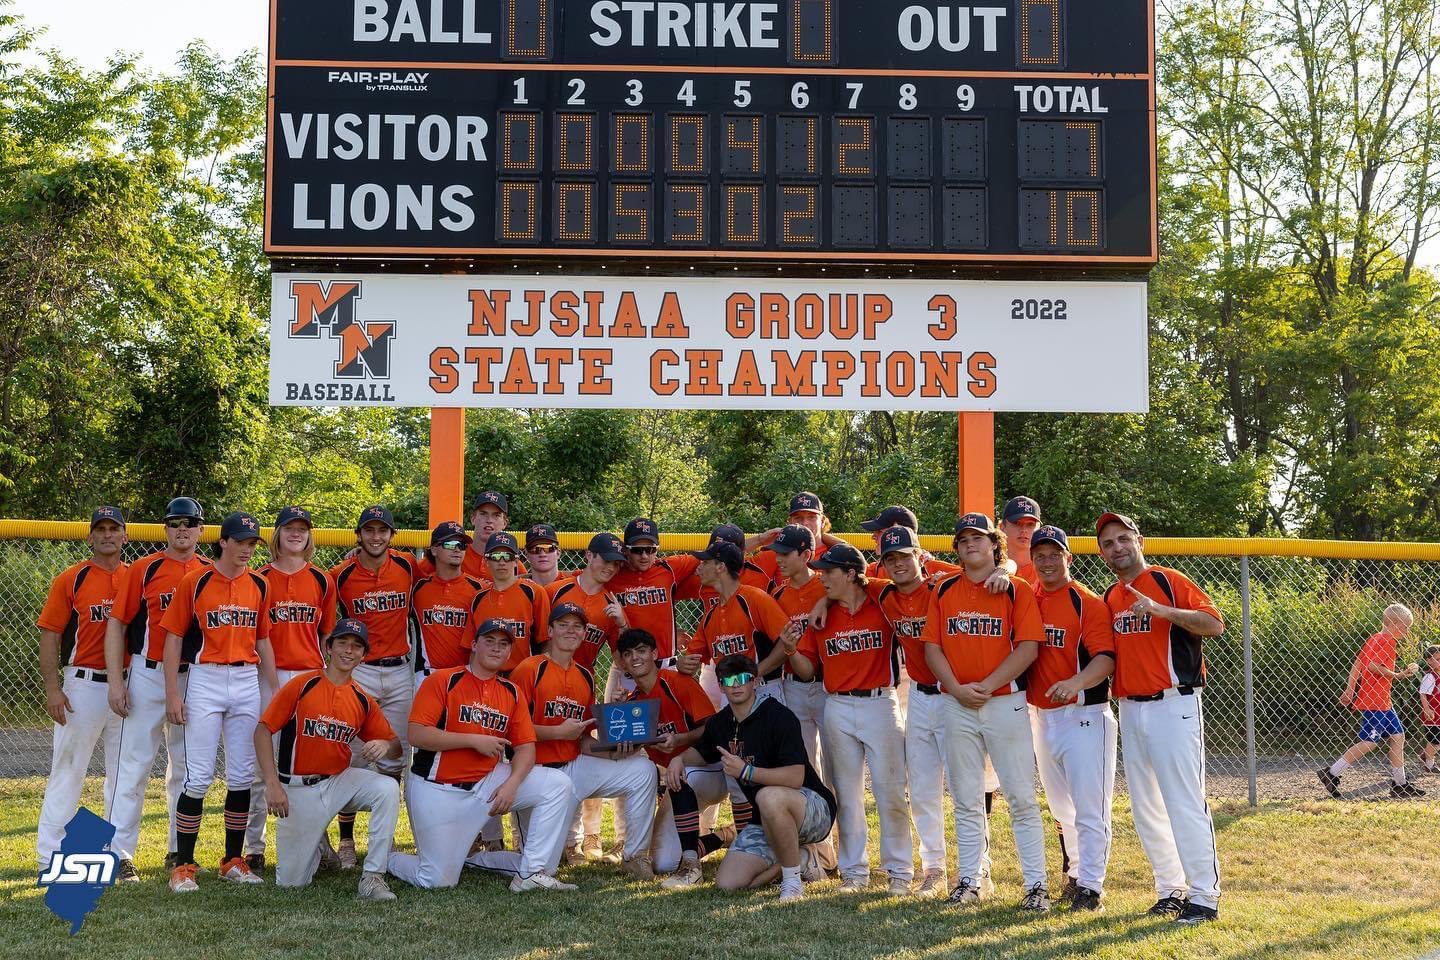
left=581, top=834, right=604, bottom=861
left=318, top=837, right=342, bottom=872
left=1147, top=894, right=1188, bottom=918
left=915, top=869, right=948, bottom=898
left=560, top=845, right=587, bottom=867
left=1315, top=767, right=1342, bottom=798
left=116, top=858, right=140, bottom=883
left=337, top=839, right=358, bottom=869
left=1070, top=887, right=1103, bottom=912
left=245, top=853, right=265, bottom=873
left=1390, top=781, right=1426, bottom=798
left=168, top=864, right=199, bottom=893
left=1057, top=877, right=1079, bottom=904
left=510, top=873, right=579, bottom=893
left=661, top=858, right=703, bottom=889
left=944, top=877, right=983, bottom=907
left=887, top=877, right=913, bottom=897
left=1174, top=903, right=1218, bottom=925
left=621, top=856, right=655, bottom=881
left=838, top=875, right=870, bottom=892
left=357, top=872, right=397, bottom=902
left=778, top=876, right=805, bottom=903
left=1019, top=882, right=1051, bottom=913
left=219, top=857, right=265, bottom=884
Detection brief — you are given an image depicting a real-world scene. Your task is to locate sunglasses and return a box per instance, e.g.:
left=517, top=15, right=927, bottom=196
left=436, top=539, right=467, bottom=550
left=719, top=672, right=755, bottom=687
left=528, top=545, right=558, bottom=554
left=166, top=519, right=201, bottom=529
left=487, top=551, right=517, bottom=563
left=627, top=545, right=658, bottom=555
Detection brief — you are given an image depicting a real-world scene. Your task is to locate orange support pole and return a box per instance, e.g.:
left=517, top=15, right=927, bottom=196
left=428, top=407, right=466, bottom=527
left=957, top=412, right=995, bottom=516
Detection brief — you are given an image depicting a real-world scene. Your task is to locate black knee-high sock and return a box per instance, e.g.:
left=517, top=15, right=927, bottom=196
left=175, top=793, right=203, bottom=866
left=670, top=782, right=701, bottom=856
left=223, top=789, right=251, bottom=861
left=731, top=798, right=753, bottom=829
left=338, top=812, right=356, bottom=841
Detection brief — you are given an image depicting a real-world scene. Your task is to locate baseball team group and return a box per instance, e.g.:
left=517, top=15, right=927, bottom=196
left=40, top=489, right=1308, bottom=923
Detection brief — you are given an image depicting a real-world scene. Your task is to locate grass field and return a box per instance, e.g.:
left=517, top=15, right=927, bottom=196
left=3, top=777, right=1438, bottom=959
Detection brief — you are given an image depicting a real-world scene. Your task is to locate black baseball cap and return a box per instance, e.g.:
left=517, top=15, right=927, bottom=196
left=328, top=618, right=370, bottom=649
left=860, top=505, right=918, bottom=532
left=616, top=628, right=658, bottom=655
left=809, top=542, right=866, bottom=573
left=164, top=497, right=203, bottom=522
left=431, top=520, right=471, bottom=546
left=587, top=532, right=626, bottom=562
left=709, top=523, right=746, bottom=548
left=356, top=505, right=396, bottom=531
left=472, top=490, right=509, bottom=513
left=90, top=505, right=126, bottom=529
left=1003, top=496, right=1042, bottom=524
left=689, top=541, right=743, bottom=576
left=878, top=526, right=920, bottom=556
left=549, top=601, right=587, bottom=625
left=765, top=524, right=814, bottom=554
left=474, top=618, right=518, bottom=642
left=220, top=511, right=262, bottom=541
left=525, top=523, right=559, bottom=547
left=1096, top=512, right=1140, bottom=537
left=953, top=513, right=995, bottom=536
left=485, top=531, right=520, bottom=554
left=276, top=505, right=312, bottom=528
left=788, top=492, right=823, bottom=516
left=624, top=517, right=660, bottom=546
left=1031, top=525, right=1070, bottom=553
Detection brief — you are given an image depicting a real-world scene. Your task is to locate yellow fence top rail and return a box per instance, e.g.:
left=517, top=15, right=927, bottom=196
left=6, top=519, right=1440, bottom=562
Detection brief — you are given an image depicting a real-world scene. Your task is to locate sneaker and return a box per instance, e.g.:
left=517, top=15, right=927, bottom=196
left=510, top=873, right=579, bottom=893
left=916, top=869, right=948, bottom=898
left=168, top=863, right=198, bottom=893
left=218, top=857, right=264, bottom=884
left=581, top=834, right=604, bottom=861
left=661, top=857, right=703, bottom=889
left=1019, top=882, right=1051, bottom=913
left=337, top=839, right=358, bottom=870
left=116, top=858, right=140, bottom=883
left=887, top=877, right=913, bottom=896
left=560, top=845, right=587, bottom=867
left=245, top=852, right=265, bottom=873
left=945, top=877, right=983, bottom=906
left=1316, top=767, right=1342, bottom=798
left=1391, top=781, right=1426, bottom=798
left=357, top=872, right=396, bottom=902
left=622, top=856, right=655, bottom=881
left=1057, top=877, right=1079, bottom=904
left=1070, top=886, right=1103, bottom=912
left=1174, top=903, right=1218, bottom=925
left=799, top=844, right=826, bottom=883
left=839, top=875, right=869, bottom=892
left=778, top=875, right=805, bottom=902
left=318, top=837, right=342, bottom=872
left=1148, top=894, right=1188, bottom=918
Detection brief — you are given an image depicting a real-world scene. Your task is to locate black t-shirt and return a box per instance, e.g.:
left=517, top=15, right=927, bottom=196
left=694, top=695, right=837, bottom=826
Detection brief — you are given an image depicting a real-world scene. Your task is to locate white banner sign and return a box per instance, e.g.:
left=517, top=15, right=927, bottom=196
left=269, top=274, right=1148, bottom=411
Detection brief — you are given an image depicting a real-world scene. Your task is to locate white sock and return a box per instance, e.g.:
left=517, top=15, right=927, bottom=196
left=1392, top=767, right=1407, bottom=785
left=1329, top=759, right=1350, bottom=775
left=781, top=865, right=802, bottom=884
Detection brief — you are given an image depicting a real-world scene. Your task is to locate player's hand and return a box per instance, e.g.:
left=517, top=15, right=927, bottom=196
left=1404, top=662, right=1420, bottom=677
left=488, top=779, right=520, bottom=815
left=717, top=746, right=746, bottom=779
left=1338, top=689, right=1355, bottom=707
left=983, top=567, right=1012, bottom=594
left=107, top=682, right=130, bottom=718
left=676, top=652, right=703, bottom=677
left=608, top=687, right=629, bottom=703
left=266, top=782, right=290, bottom=817
left=610, top=741, right=637, bottom=758
left=359, top=739, right=389, bottom=763
left=780, top=621, right=801, bottom=656
left=953, top=682, right=991, bottom=709
left=1047, top=679, right=1081, bottom=704
left=665, top=756, right=687, bottom=792
left=810, top=597, right=830, bottom=629
left=470, top=734, right=508, bottom=758
left=167, top=694, right=187, bottom=725
left=1125, top=584, right=1163, bottom=618
left=552, top=717, right=590, bottom=741
left=603, top=592, right=629, bottom=628
left=45, top=689, right=72, bottom=725
left=656, top=732, right=678, bottom=755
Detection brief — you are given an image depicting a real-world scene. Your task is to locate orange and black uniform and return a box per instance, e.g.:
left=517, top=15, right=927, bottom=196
left=629, top=669, right=715, bottom=766
left=545, top=578, right=616, bottom=670
left=471, top=579, right=551, bottom=674
left=678, top=561, right=774, bottom=611
left=1029, top=580, right=1116, bottom=708
left=770, top=575, right=827, bottom=681
left=38, top=559, right=127, bottom=671
left=871, top=579, right=939, bottom=687
left=610, top=558, right=696, bottom=660
left=686, top=585, right=790, bottom=679
left=332, top=551, right=416, bottom=663
left=259, top=563, right=338, bottom=673
left=509, top=654, right=595, bottom=766
left=1102, top=566, right=1221, bottom=698
left=410, top=667, right=535, bottom=785
left=794, top=594, right=897, bottom=693
left=260, top=671, right=395, bottom=777
left=409, top=573, right=486, bottom=674
left=113, top=551, right=210, bottom=664
left=921, top=572, right=1045, bottom=694
left=161, top=566, right=272, bottom=664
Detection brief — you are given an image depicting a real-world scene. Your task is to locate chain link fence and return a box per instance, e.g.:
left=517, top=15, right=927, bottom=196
left=3, top=523, right=1437, bottom=804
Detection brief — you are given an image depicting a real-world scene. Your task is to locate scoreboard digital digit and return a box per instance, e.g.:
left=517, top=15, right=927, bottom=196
left=265, top=0, right=1156, bottom=265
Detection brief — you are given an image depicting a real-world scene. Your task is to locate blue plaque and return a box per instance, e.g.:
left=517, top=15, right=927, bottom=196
left=591, top=699, right=661, bottom=749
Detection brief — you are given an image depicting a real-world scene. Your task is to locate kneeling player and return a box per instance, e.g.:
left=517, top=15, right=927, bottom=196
left=254, top=619, right=401, bottom=900
left=389, top=621, right=576, bottom=892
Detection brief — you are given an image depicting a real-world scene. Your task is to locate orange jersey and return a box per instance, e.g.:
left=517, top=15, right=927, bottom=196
left=509, top=654, right=595, bottom=765
left=609, top=557, right=697, bottom=659
left=629, top=669, right=715, bottom=765
left=1102, top=566, right=1221, bottom=698
left=546, top=578, right=617, bottom=670
left=258, top=563, right=338, bottom=672
left=1014, top=561, right=1039, bottom=589
left=472, top=579, right=551, bottom=673
left=687, top=585, right=789, bottom=673
left=161, top=565, right=272, bottom=665
left=37, top=559, right=127, bottom=670
left=921, top=572, right=1044, bottom=695
left=870, top=578, right=938, bottom=685
left=112, top=551, right=211, bottom=662
left=409, top=573, right=485, bottom=673
left=410, top=667, right=535, bottom=784
left=866, top=556, right=962, bottom=582
left=1352, top=632, right=1401, bottom=711
left=795, top=593, right=897, bottom=693
left=1029, top=580, right=1116, bottom=709
left=769, top=575, right=827, bottom=676
left=678, top=560, right=774, bottom=610
left=332, top=551, right=417, bottom=661
left=260, top=670, right=394, bottom=776
left=751, top=549, right=783, bottom=586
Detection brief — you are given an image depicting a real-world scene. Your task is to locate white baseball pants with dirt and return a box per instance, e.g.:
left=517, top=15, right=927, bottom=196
left=1031, top=701, right=1117, bottom=892
left=275, top=767, right=399, bottom=886
left=553, top=752, right=658, bottom=871
left=822, top=690, right=913, bottom=883
left=1120, top=690, right=1221, bottom=909
left=389, top=765, right=574, bottom=888
left=942, top=689, right=1047, bottom=889
left=106, top=659, right=187, bottom=860
left=37, top=667, right=120, bottom=867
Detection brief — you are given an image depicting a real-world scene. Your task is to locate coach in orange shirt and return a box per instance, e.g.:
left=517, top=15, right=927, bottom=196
left=922, top=513, right=1049, bottom=912
left=1097, top=512, right=1223, bottom=925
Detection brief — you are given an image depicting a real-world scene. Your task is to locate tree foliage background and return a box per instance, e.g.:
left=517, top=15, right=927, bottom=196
left=1, top=0, right=1438, bottom=538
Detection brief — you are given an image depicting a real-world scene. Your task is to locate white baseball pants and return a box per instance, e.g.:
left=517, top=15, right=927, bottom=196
left=180, top=663, right=259, bottom=797
left=37, top=668, right=120, bottom=867
left=1031, top=702, right=1117, bottom=892
left=942, top=690, right=1047, bottom=889
left=652, top=765, right=729, bottom=873
left=553, top=752, right=658, bottom=871
left=246, top=667, right=308, bottom=855
left=822, top=691, right=913, bottom=883
left=106, top=660, right=187, bottom=860
left=1120, top=691, right=1221, bottom=908
left=783, top=677, right=828, bottom=774
left=275, top=767, right=400, bottom=886
left=389, top=765, right=574, bottom=888
left=905, top=682, right=949, bottom=874
left=351, top=661, right=412, bottom=777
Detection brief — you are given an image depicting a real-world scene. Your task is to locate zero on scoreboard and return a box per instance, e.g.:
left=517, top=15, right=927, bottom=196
left=265, top=0, right=1156, bottom=265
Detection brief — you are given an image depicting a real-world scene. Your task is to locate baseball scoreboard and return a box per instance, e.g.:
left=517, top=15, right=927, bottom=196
left=265, top=0, right=1156, bottom=265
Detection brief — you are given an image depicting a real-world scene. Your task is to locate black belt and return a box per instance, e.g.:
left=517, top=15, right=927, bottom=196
left=71, top=668, right=111, bottom=683
left=542, top=761, right=568, bottom=770
left=915, top=683, right=941, bottom=696
left=142, top=659, right=187, bottom=673
left=787, top=675, right=821, bottom=684
left=366, top=657, right=407, bottom=667
left=448, top=779, right=480, bottom=791
left=1126, top=685, right=1196, bottom=703
left=278, top=773, right=331, bottom=786
left=836, top=687, right=892, bottom=698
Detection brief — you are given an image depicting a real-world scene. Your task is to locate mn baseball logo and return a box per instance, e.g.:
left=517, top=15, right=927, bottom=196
left=287, top=279, right=395, bottom=380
